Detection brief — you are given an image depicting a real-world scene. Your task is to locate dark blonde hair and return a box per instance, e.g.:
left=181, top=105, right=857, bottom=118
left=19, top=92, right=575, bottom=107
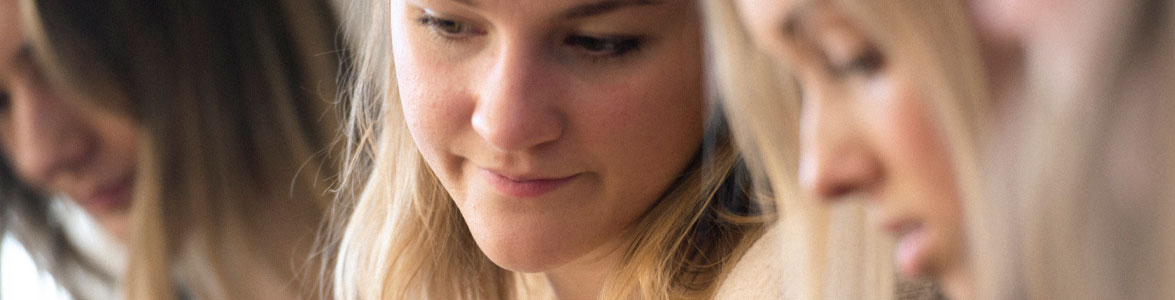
left=977, top=1, right=1175, bottom=298
left=1, top=0, right=345, bottom=298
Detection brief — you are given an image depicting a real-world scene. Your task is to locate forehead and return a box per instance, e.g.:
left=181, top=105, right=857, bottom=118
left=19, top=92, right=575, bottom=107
left=408, top=0, right=676, bottom=20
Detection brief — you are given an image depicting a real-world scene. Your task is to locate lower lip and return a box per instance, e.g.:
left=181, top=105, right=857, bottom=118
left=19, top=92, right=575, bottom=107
left=895, top=226, right=930, bottom=278
left=81, top=178, right=134, bottom=214
left=481, top=170, right=578, bottom=198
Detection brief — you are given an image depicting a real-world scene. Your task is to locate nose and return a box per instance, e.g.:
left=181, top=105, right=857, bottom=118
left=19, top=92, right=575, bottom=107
left=471, top=41, right=565, bottom=152
left=6, top=82, right=93, bottom=186
left=796, top=87, right=881, bottom=202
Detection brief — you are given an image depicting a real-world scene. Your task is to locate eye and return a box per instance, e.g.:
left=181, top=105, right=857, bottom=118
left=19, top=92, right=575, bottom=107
left=417, top=15, right=481, bottom=39
left=832, top=47, right=885, bottom=77
left=564, top=35, right=643, bottom=58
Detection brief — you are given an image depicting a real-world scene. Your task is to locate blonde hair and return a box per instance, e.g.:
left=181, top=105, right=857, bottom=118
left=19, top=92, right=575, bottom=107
left=3, top=0, right=345, bottom=299
left=331, top=0, right=769, bottom=299
left=703, top=0, right=989, bottom=298
left=975, top=0, right=1175, bottom=298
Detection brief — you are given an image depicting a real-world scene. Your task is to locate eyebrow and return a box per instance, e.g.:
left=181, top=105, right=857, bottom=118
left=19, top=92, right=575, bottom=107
left=447, top=0, right=661, bottom=19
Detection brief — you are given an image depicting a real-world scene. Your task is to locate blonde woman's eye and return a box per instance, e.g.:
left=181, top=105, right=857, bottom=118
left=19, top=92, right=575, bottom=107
left=832, top=47, right=885, bottom=76
left=564, top=35, right=643, bottom=58
left=417, top=15, right=478, bottom=38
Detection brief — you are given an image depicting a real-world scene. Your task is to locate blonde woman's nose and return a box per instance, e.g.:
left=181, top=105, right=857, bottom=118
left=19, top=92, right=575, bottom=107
left=472, top=44, right=565, bottom=152
left=797, top=92, right=880, bottom=202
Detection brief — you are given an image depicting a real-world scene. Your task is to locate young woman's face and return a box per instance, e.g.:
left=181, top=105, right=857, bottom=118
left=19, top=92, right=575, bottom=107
left=0, top=0, right=139, bottom=240
left=392, top=0, right=705, bottom=272
left=734, top=0, right=968, bottom=286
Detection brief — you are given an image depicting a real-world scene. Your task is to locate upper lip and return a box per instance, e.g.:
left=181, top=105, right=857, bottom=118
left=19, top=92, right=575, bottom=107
left=480, top=167, right=578, bottom=182
left=881, top=217, right=921, bottom=238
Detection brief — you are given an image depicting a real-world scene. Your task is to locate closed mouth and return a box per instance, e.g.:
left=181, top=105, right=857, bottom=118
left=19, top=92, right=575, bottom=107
left=480, top=168, right=579, bottom=198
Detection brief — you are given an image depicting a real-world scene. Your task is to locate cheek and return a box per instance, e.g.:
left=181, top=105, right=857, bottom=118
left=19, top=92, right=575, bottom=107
left=574, top=40, right=707, bottom=198
left=393, top=33, right=471, bottom=171
left=579, top=74, right=704, bottom=158
left=872, top=78, right=964, bottom=220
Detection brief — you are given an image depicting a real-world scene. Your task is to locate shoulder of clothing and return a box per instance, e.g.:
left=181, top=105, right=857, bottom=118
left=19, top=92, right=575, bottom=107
left=714, top=222, right=948, bottom=300
left=714, top=223, right=789, bottom=300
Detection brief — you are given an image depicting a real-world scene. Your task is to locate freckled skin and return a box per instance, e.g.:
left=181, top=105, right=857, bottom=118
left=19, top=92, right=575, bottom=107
left=392, top=0, right=707, bottom=274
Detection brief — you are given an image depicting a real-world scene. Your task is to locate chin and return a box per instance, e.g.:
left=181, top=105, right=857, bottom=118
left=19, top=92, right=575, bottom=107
left=486, top=255, right=561, bottom=273
left=471, top=225, right=584, bottom=273
left=479, top=243, right=571, bottom=273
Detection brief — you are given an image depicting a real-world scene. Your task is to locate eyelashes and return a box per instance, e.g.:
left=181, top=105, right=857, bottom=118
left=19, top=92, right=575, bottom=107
left=836, top=47, right=885, bottom=76
left=417, top=15, right=483, bottom=40
left=562, top=34, right=645, bottom=61
left=413, top=13, right=647, bottom=63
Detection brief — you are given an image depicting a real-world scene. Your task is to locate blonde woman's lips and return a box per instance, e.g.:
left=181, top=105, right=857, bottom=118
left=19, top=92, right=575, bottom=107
left=891, top=222, right=930, bottom=278
left=480, top=168, right=580, bottom=198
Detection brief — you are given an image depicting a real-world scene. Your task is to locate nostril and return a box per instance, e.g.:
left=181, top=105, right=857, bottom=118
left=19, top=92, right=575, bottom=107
left=820, top=183, right=859, bottom=203
left=799, top=150, right=883, bottom=204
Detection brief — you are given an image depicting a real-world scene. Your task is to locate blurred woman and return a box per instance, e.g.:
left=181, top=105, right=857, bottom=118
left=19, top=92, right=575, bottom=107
left=705, top=0, right=988, bottom=299
left=0, top=0, right=344, bottom=298
left=966, top=0, right=1175, bottom=298
left=330, top=0, right=776, bottom=299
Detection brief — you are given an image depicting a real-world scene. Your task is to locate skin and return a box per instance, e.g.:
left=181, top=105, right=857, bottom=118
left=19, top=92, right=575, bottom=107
left=733, top=0, right=972, bottom=298
left=390, top=0, right=705, bottom=298
left=0, top=0, right=138, bottom=241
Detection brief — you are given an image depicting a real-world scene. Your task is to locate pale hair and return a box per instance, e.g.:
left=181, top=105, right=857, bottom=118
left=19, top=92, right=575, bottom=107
left=975, top=0, right=1175, bottom=298
left=330, top=0, right=770, bottom=299
left=2, top=0, right=345, bottom=299
left=703, top=0, right=989, bottom=299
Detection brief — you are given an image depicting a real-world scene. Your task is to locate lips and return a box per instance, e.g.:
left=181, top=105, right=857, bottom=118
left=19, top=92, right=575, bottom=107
left=78, top=174, right=134, bottom=214
left=480, top=168, right=579, bottom=198
left=887, top=221, right=930, bottom=278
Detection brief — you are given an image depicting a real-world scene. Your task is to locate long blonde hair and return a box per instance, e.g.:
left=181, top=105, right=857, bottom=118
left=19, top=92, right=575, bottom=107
left=331, top=0, right=770, bottom=299
left=4, top=0, right=345, bottom=299
left=703, top=0, right=989, bottom=298
left=975, top=0, right=1175, bottom=298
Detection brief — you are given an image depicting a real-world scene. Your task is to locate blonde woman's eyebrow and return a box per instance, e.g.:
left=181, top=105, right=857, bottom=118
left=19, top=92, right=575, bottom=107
left=439, top=0, right=661, bottom=20
left=439, top=0, right=662, bottom=21
left=558, top=0, right=661, bottom=19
